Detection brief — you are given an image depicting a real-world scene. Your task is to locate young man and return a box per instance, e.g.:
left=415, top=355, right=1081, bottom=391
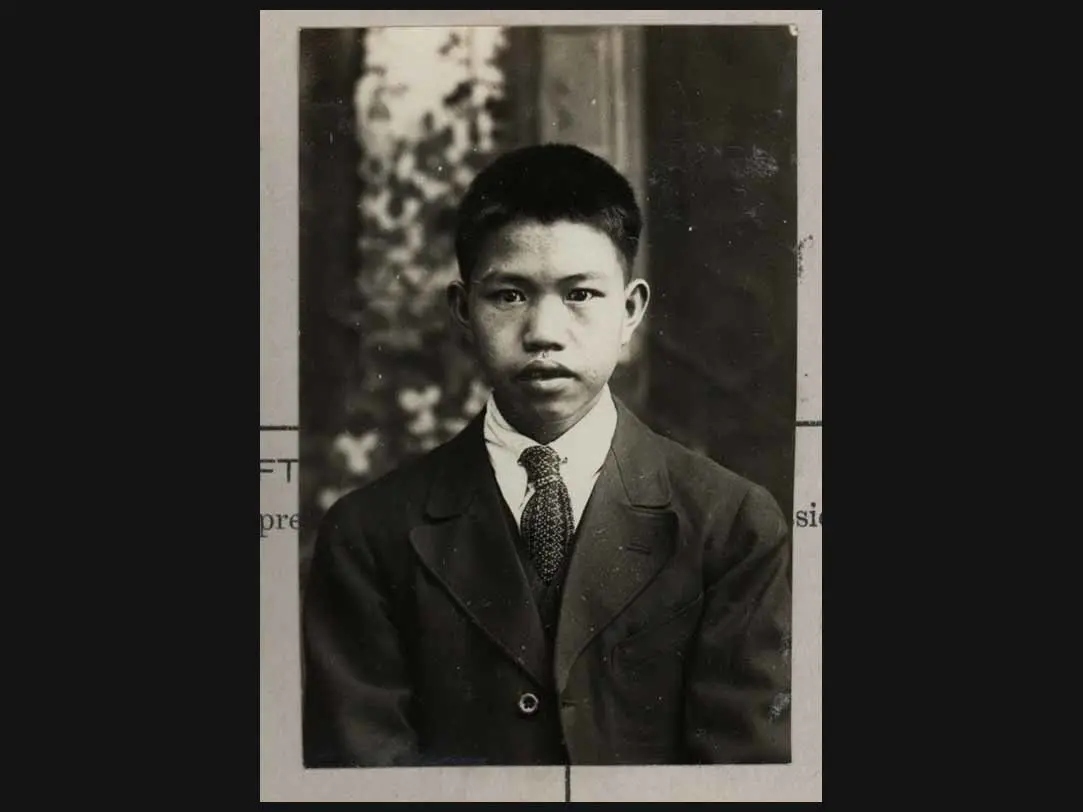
left=302, top=143, right=792, bottom=767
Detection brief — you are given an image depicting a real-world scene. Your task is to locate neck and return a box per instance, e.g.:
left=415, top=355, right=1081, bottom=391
left=495, top=390, right=606, bottom=445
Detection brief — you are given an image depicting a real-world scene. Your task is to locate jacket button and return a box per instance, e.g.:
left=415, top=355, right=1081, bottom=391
left=517, top=692, right=540, bottom=716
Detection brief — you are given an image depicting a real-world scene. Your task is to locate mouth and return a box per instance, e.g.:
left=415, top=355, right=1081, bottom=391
left=515, top=361, right=577, bottom=382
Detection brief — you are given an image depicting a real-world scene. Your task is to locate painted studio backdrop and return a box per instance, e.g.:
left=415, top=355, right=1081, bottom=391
left=298, top=25, right=798, bottom=582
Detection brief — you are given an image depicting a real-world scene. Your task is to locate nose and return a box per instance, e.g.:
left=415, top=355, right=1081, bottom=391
left=522, top=294, right=567, bottom=352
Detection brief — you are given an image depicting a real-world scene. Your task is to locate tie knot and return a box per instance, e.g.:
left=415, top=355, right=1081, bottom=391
left=519, top=445, right=563, bottom=485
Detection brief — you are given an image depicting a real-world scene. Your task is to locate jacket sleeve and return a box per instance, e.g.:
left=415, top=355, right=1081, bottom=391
left=301, top=497, right=420, bottom=767
left=684, top=482, right=793, bottom=764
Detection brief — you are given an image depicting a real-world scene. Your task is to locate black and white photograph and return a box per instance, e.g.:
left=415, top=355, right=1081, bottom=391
left=293, top=22, right=800, bottom=772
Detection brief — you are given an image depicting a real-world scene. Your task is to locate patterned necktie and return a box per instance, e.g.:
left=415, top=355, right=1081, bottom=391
left=519, top=445, right=574, bottom=585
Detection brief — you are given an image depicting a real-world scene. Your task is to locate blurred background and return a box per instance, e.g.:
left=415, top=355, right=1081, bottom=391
left=299, top=25, right=797, bottom=583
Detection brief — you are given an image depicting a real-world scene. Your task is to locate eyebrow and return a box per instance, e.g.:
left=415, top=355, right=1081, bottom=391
left=474, top=271, right=532, bottom=287
left=474, top=270, right=609, bottom=286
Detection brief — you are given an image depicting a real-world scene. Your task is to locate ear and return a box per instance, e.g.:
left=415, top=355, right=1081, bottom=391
left=620, top=278, right=650, bottom=345
left=447, top=280, right=472, bottom=335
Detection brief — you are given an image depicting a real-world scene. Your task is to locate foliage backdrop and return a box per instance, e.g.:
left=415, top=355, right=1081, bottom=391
left=299, top=28, right=516, bottom=569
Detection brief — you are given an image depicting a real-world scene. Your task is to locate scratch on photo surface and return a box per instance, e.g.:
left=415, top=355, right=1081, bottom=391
left=769, top=689, right=791, bottom=722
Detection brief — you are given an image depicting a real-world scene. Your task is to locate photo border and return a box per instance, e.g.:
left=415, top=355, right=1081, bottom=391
left=260, top=9, right=822, bottom=802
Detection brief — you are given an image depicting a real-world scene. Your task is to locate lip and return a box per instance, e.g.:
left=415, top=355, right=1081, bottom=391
left=518, top=376, right=572, bottom=393
left=515, top=360, right=577, bottom=381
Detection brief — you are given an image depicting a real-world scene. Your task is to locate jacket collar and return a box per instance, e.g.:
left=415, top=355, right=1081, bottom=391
left=423, top=396, right=672, bottom=520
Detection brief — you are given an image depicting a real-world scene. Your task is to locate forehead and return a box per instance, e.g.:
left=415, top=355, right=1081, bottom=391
left=474, top=219, right=624, bottom=283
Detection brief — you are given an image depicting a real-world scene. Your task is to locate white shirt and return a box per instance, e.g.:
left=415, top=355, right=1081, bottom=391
left=483, top=385, right=618, bottom=532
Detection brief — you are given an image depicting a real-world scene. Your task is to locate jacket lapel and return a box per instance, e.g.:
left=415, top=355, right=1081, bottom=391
left=409, top=412, right=550, bottom=687
left=554, top=400, right=679, bottom=692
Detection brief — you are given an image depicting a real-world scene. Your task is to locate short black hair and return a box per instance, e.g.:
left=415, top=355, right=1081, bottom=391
left=454, top=143, right=642, bottom=282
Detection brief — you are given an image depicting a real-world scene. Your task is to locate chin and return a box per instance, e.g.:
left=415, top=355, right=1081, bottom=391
left=499, top=390, right=575, bottom=422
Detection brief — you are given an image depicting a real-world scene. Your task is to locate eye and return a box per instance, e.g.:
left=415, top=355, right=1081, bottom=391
left=566, top=288, right=602, bottom=303
left=487, top=289, right=526, bottom=304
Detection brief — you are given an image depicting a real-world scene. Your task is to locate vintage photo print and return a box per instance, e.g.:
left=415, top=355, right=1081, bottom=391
left=261, top=10, right=822, bottom=802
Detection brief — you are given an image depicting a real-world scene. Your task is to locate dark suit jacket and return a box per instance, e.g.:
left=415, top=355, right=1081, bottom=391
left=302, top=399, right=792, bottom=767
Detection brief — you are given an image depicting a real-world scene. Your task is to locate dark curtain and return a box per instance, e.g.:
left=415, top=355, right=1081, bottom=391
left=642, top=25, right=798, bottom=520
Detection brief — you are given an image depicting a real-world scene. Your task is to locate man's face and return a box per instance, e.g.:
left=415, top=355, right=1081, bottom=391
left=451, top=219, right=649, bottom=442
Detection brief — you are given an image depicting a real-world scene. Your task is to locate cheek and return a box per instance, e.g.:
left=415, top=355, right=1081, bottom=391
left=574, top=303, right=626, bottom=335
left=472, top=311, right=520, bottom=359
